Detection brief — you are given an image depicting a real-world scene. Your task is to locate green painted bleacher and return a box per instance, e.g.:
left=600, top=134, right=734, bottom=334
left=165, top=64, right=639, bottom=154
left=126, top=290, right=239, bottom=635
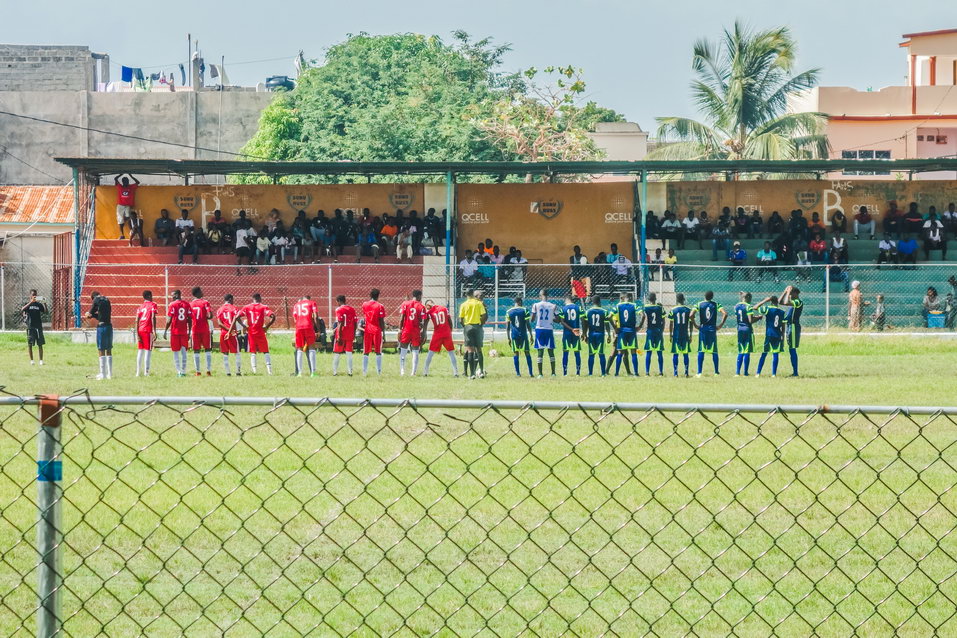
left=671, top=238, right=957, bottom=265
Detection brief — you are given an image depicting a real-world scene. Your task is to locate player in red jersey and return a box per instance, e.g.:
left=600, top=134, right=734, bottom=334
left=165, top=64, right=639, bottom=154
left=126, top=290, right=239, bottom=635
left=134, top=290, right=158, bottom=377
left=189, top=286, right=214, bottom=376
left=216, top=294, right=242, bottom=376
left=230, top=293, right=275, bottom=374
left=360, top=288, right=387, bottom=376
left=332, top=295, right=357, bottom=376
left=292, top=295, right=320, bottom=377
left=163, top=289, right=192, bottom=377
left=422, top=300, right=459, bottom=377
left=398, top=289, right=426, bottom=376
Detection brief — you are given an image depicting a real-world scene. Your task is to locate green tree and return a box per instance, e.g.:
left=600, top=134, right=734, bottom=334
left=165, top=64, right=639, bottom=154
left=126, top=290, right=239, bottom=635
left=650, top=21, right=828, bottom=168
left=237, top=32, right=522, bottom=183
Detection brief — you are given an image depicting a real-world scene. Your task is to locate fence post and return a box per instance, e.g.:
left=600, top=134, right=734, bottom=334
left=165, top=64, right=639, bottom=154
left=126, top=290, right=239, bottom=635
left=1, top=264, right=5, bottom=331
left=493, top=267, right=499, bottom=340
left=824, top=265, right=831, bottom=332
left=37, top=395, right=62, bottom=638
left=658, top=265, right=663, bottom=298
left=164, top=266, right=169, bottom=312
left=327, top=265, right=333, bottom=328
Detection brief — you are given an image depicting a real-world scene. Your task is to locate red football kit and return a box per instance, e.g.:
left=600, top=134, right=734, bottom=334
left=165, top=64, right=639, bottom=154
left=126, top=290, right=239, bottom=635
left=116, top=183, right=137, bottom=206
left=427, top=305, right=455, bottom=352
left=167, top=299, right=192, bottom=351
left=190, top=298, right=213, bottom=350
left=361, top=299, right=386, bottom=354
left=240, top=302, right=273, bottom=353
left=216, top=303, right=240, bottom=354
left=399, top=299, right=425, bottom=348
left=135, top=300, right=158, bottom=350
left=333, top=305, right=358, bottom=353
left=293, top=299, right=318, bottom=349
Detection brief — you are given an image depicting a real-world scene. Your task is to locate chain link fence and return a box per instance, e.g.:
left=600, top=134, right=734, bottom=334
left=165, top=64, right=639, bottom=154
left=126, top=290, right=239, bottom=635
left=3, top=396, right=957, bottom=636
left=0, top=263, right=71, bottom=332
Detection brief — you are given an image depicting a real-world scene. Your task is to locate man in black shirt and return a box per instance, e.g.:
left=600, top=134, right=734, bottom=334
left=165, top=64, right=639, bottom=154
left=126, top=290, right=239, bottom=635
left=86, top=291, right=113, bottom=380
left=22, top=289, right=47, bottom=365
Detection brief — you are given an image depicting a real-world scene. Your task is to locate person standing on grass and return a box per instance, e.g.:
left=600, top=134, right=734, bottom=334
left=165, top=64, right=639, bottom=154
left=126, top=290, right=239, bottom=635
left=691, top=290, right=727, bottom=377
left=134, top=290, right=158, bottom=377
left=292, top=295, right=319, bottom=377
left=668, top=294, right=693, bottom=377
left=639, top=293, right=665, bottom=376
left=848, top=281, right=869, bottom=331
left=361, top=289, right=387, bottom=376
left=506, top=297, right=534, bottom=377
left=422, top=300, right=459, bottom=377
left=531, top=289, right=559, bottom=378
left=557, top=295, right=583, bottom=376
left=85, top=291, right=113, bottom=380
left=585, top=296, right=612, bottom=377
left=189, top=287, right=214, bottom=376
left=114, top=173, right=140, bottom=240
left=459, top=289, right=488, bottom=379
left=780, top=286, right=803, bottom=377
left=733, top=292, right=759, bottom=377
left=22, top=289, right=46, bottom=366
left=216, top=295, right=242, bottom=376
left=398, top=290, right=426, bottom=376
left=231, top=294, right=276, bottom=375
left=755, top=296, right=787, bottom=378
left=612, top=292, right=639, bottom=377
left=163, top=290, right=192, bottom=377
left=332, top=295, right=358, bottom=376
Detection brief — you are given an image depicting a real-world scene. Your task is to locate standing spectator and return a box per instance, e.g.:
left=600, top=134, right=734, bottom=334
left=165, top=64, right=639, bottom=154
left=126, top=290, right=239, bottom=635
left=489, top=245, right=504, bottom=264
left=898, top=235, right=918, bottom=265
left=903, top=202, right=923, bottom=235
left=748, top=210, right=763, bottom=239
left=407, top=210, right=423, bottom=253
left=883, top=202, right=902, bottom=238
left=22, top=289, right=47, bottom=366
left=727, top=241, right=747, bottom=281
left=459, top=250, right=480, bottom=289
left=396, top=228, right=414, bottom=263
left=569, top=246, right=590, bottom=298
left=651, top=247, right=665, bottom=280
left=848, top=281, right=869, bottom=331
left=154, top=209, right=175, bottom=246
left=178, top=227, right=199, bottom=264
left=424, top=208, right=443, bottom=255
left=128, top=211, right=145, bottom=247
left=924, top=210, right=947, bottom=259
left=711, top=222, right=730, bottom=261
left=611, top=254, right=633, bottom=285
left=854, top=206, right=875, bottom=239
left=114, top=173, right=140, bottom=240
left=235, top=224, right=254, bottom=265
left=509, top=250, right=528, bottom=282
left=174, top=209, right=194, bottom=242
left=766, top=210, right=785, bottom=237
left=809, top=232, right=827, bottom=263
left=873, top=294, right=886, bottom=331
left=645, top=211, right=660, bottom=239
left=877, top=234, right=898, bottom=264
left=830, top=209, right=847, bottom=234
left=680, top=211, right=699, bottom=248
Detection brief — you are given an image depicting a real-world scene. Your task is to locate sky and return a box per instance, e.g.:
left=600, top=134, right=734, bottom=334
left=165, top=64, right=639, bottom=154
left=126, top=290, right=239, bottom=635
left=3, top=0, right=952, bottom=131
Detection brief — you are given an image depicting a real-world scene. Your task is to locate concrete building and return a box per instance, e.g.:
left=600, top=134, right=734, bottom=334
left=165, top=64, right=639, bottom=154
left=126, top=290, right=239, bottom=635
left=790, top=28, right=957, bottom=179
left=587, top=121, right=648, bottom=161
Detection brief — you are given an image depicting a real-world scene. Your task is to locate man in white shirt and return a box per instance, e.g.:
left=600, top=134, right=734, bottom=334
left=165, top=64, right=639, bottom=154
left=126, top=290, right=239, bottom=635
left=877, top=234, right=897, bottom=265
left=510, top=250, right=528, bottom=281
left=174, top=210, right=194, bottom=243
left=660, top=212, right=682, bottom=244
left=530, top=289, right=558, bottom=377
left=235, top=226, right=255, bottom=265
left=459, top=250, right=480, bottom=288
left=612, top=254, right=633, bottom=284
left=681, top=211, right=700, bottom=248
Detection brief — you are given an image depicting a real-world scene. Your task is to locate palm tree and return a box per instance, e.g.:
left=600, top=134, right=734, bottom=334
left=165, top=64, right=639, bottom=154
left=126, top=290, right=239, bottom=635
left=651, top=21, right=828, bottom=166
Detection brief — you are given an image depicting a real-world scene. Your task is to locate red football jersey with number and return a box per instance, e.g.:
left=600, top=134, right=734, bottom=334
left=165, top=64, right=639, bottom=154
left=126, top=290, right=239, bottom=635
left=399, top=300, right=425, bottom=330
left=190, top=299, right=213, bottom=333
left=361, top=300, right=386, bottom=334
left=240, top=302, right=273, bottom=335
left=167, top=299, right=192, bottom=335
left=293, top=299, right=316, bottom=331
left=136, top=301, right=158, bottom=334
left=216, top=304, right=239, bottom=335
left=427, top=305, right=452, bottom=339
left=335, top=305, right=358, bottom=334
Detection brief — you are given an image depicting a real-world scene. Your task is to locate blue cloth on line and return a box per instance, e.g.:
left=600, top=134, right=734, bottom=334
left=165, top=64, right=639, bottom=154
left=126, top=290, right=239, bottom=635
left=120, top=66, right=133, bottom=82
left=133, top=68, right=144, bottom=81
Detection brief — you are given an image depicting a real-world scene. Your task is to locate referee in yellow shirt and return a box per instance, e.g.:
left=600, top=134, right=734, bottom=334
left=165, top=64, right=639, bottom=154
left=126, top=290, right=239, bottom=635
left=459, top=289, right=488, bottom=378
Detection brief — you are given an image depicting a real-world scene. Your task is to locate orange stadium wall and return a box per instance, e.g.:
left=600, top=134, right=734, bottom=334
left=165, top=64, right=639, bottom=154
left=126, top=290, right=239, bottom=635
left=664, top=179, right=957, bottom=223
left=94, top=183, right=425, bottom=239
left=455, top=183, right=636, bottom=264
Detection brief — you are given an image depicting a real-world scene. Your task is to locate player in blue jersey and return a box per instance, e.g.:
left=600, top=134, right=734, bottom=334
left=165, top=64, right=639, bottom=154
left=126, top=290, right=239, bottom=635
left=755, top=295, right=787, bottom=377
left=613, top=292, right=639, bottom=376
left=557, top=296, right=583, bottom=376
left=733, top=292, right=759, bottom=376
left=691, top=290, right=728, bottom=377
left=506, top=297, right=534, bottom=376
left=585, top=295, right=612, bottom=376
left=668, top=293, right=693, bottom=377
left=780, top=286, right=803, bottom=377
left=638, top=292, right=665, bottom=375
left=530, top=289, right=559, bottom=377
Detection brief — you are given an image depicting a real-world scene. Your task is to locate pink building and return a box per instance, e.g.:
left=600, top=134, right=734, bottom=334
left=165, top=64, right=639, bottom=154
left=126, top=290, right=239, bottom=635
left=790, top=28, right=957, bottom=179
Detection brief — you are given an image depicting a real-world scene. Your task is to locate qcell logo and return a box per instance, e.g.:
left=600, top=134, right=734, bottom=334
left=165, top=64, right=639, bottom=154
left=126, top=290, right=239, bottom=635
left=460, top=213, right=489, bottom=224
left=604, top=212, right=632, bottom=223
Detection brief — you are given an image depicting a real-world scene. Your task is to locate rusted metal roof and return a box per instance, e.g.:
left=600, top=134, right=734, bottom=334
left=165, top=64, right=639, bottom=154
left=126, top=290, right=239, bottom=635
left=0, top=186, right=74, bottom=225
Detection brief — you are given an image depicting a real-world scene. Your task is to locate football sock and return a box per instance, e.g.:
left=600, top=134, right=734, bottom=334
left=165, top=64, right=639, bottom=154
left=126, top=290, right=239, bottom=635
left=537, top=354, right=543, bottom=376
left=136, top=350, right=144, bottom=375
left=363, top=355, right=369, bottom=375
left=645, top=351, right=652, bottom=375
left=448, top=352, right=458, bottom=375
left=697, top=352, right=704, bottom=375
left=525, top=354, right=533, bottom=376
left=587, top=354, right=595, bottom=375
left=295, top=350, right=303, bottom=375
left=548, top=352, right=555, bottom=375
left=712, top=353, right=720, bottom=374
left=235, top=354, right=242, bottom=374
left=411, top=350, right=419, bottom=374
left=145, top=350, right=151, bottom=374
left=308, top=349, right=317, bottom=374
left=562, top=351, right=569, bottom=375
left=757, top=353, right=767, bottom=375
left=346, top=352, right=353, bottom=374
left=99, top=355, right=106, bottom=377
left=223, top=354, right=230, bottom=374
left=332, top=353, right=341, bottom=374
left=250, top=353, right=257, bottom=373
left=657, top=352, right=664, bottom=375
left=206, top=351, right=212, bottom=372
left=424, top=351, right=434, bottom=374
left=736, top=354, right=743, bottom=375
left=683, top=354, right=689, bottom=375
left=574, top=352, right=581, bottom=375
left=513, top=354, right=521, bottom=376
left=376, top=354, right=382, bottom=375
left=476, top=351, right=484, bottom=375
left=106, top=356, right=113, bottom=377
left=630, top=353, right=638, bottom=376
left=743, top=353, right=751, bottom=375
left=789, top=349, right=799, bottom=375
left=615, top=353, right=623, bottom=376
left=264, top=353, right=272, bottom=374
left=673, top=354, right=679, bottom=376
left=399, top=348, right=407, bottom=373
left=598, top=354, right=607, bottom=376
left=194, top=352, right=201, bottom=372
left=772, top=353, right=779, bottom=376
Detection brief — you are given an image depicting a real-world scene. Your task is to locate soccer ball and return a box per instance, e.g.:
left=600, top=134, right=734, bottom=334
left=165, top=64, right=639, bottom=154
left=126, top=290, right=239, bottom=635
left=488, top=349, right=499, bottom=358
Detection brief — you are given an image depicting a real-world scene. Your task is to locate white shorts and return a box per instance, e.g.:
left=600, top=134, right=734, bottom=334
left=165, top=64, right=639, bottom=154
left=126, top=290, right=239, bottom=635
left=116, top=204, right=131, bottom=224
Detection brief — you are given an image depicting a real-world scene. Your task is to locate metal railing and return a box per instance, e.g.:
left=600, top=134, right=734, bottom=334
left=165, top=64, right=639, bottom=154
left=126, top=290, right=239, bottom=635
left=3, top=396, right=957, bottom=636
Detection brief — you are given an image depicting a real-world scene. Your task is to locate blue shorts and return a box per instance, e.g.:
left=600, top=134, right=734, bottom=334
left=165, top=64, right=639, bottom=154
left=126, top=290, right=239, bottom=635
left=698, top=329, right=718, bottom=353
left=562, top=332, right=581, bottom=352
left=510, top=332, right=530, bottom=353
left=96, top=324, right=114, bottom=351
left=534, top=329, right=555, bottom=350
left=671, top=335, right=691, bottom=355
left=644, top=329, right=664, bottom=352
left=617, top=329, right=637, bottom=350
left=763, top=337, right=784, bottom=354
left=737, top=331, right=754, bottom=354
left=587, top=332, right=605, bottom=354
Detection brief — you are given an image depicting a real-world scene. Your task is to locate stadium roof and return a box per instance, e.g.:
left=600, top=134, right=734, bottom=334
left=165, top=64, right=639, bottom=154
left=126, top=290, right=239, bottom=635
left=54, top=157, right=957, bottom=179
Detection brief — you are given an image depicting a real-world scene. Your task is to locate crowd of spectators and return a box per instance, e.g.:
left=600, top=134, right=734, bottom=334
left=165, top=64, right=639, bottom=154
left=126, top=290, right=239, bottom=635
left=147, top=207, right=448, bottom=265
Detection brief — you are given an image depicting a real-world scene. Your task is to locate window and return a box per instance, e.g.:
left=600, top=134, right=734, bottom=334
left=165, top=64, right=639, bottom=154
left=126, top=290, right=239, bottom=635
left=842, top=149, right=891, bottom=175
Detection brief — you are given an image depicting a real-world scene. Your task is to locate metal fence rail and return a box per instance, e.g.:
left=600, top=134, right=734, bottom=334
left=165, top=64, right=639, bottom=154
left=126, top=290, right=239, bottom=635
left=3, top=396, right=957, bottom=636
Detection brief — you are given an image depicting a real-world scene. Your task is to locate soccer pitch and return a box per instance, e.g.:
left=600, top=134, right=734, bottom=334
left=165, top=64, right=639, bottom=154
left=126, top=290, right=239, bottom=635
left=1, top=333, right=956, bottom=635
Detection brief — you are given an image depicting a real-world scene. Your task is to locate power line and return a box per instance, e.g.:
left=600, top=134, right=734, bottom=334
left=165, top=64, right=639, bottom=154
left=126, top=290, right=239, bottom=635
left=0, top=144, right=67, bottom=184
left=109, top=54, right=295, bottom=71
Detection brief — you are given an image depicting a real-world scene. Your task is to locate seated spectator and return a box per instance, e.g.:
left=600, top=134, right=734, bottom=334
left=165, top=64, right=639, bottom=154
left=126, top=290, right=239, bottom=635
left=830, top=209, right=847, bottom=234
left=128, top=211, right=145, bottom=247
left=265, top=209, right=281, bottom=234
left=717, top=207, right=732, bottom=231
left=271, top=231, right=290, bottom=264
left=509, top=249, right=528, bottom=282
left=898, top=235, right=918, bottom=265
left=396, top=228, right=414, bottom=263
left=697, top=211, right=712, bottom=243
left=854, top=206, right=875, bottom=239
left=664, top=248, right=677, bottom=281
left=154, top=208, right=175, bottom=246
left=355, top=227, right=381, bottom=263
left=177, top=226, right=199, bottom=264
left=205, top=225, right=222, bottom=254
left=380, top=215, right=398, bottom=254
left=756, top=241, right=779, bottom=281
left=943, top=202, right=957, bottom=240
left=660, top=212, right=682, bottom=243
left=645, top=211, right=660, bottom=239
left=174, top=209, right=194, bottom=242
left=651, top=247, right=665, bottom=280
left=255, top=233, right=271, bottom=265
left=748, top=210, right=763, bottom=239
left=923, top=286, right=943, bottom=326
left=732, top=207, right=749, bottom=239
left=876, top=235, right=898, bottom=264
left=924, top=211, right=947, bottom=259
left=208, top=209, right=231, bottom=253
left=680, top=210, right=699, bottom=248
left=809, top=233, right=827, bottom=263
left=477, top=254, right=495, bottom=280
left=606, top=243, right=623, bottom=263
left=489, top=245, right=504, bottom=264
left=830, top=231, right=848, bottom=264
left=772, top=232, right=793, bottom=266
left=711, top=223, right=730, bottom=261
left=883, top=202, right=902, bottom=238
left=788, top=209, right=808, bottom=240
left=766, top=210, right=785, bottom=237
left=903, top=202, right=923, bottom=235
left=310, top=211, right=329, bottom=258
left=611, top=254, right=633, bottom=284
left=727, top=241, right=747, bottom=281
left=481, top=238, right=494, bottom=256
left=808, top=212, right=825, bottom=236
left=459, top=250, right=480, bottom=287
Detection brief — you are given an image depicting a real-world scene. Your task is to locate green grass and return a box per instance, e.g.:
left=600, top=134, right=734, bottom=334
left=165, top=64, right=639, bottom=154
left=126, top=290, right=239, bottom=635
left=1, top=334, right=957, bottom=636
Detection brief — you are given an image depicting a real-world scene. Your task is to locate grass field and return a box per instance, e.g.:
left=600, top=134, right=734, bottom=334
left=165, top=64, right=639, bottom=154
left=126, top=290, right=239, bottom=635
left=1, top=333, right=956, bottom=636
